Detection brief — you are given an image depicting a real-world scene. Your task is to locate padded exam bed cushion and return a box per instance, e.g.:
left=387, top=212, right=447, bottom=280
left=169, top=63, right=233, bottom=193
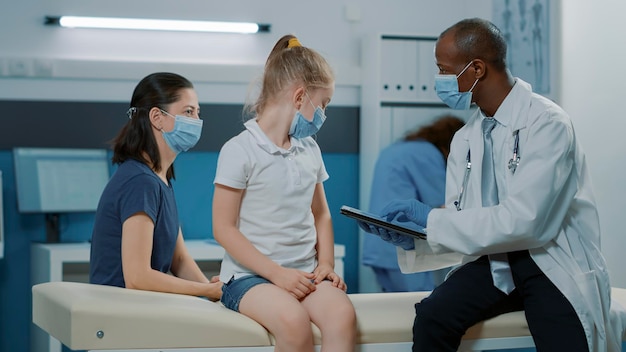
left=32, top=281, right=626, bottom=350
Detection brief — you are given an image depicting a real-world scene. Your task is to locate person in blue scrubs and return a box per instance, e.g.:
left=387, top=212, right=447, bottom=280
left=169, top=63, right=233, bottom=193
left=362, top=115, right=464, bottom=292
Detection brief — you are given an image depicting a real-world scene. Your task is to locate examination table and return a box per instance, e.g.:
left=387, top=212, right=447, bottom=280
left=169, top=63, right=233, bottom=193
left=32, top=281, right=626, bottom=352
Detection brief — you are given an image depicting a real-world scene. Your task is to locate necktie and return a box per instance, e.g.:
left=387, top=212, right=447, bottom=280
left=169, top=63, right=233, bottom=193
left=482, top=118, right=515, bottom=294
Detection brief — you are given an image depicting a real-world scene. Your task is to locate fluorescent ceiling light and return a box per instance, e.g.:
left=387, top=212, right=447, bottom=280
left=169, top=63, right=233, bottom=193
left=45, top=16, right=270, bottom=34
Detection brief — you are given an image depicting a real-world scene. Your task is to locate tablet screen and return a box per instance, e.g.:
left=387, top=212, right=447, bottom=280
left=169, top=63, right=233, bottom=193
left=340, top=205, right=427, bottom=240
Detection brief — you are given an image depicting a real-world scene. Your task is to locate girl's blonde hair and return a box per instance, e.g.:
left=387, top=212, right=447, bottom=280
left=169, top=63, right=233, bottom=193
left=246, top=34, right=334, bottom=117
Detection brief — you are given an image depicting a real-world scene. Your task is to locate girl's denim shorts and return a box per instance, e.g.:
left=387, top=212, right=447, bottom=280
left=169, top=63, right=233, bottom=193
left=221, top=275, right=271, bottom=312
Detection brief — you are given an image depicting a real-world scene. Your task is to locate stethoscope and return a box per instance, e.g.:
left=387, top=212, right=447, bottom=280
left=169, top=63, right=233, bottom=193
left=454, top=130, right=520, bottom=211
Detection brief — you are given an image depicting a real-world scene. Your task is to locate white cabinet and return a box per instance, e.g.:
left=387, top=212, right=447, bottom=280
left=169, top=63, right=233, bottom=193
left=31, top=240, right=345, bottom=352
left=359, top=34, right=474, bottom=292
left=378, top=36, right=439, bottom=103
left=360, top=33, right=469, bottom=211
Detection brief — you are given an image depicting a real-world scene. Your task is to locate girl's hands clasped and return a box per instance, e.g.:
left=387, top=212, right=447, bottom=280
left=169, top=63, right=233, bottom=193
left=271, top=267, right=317, bottom=300
left=313, top=263, right=347, bottom=291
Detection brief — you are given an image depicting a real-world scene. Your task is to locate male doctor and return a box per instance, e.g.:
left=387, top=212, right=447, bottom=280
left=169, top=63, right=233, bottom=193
left=360, top=18, right=620, bottom=351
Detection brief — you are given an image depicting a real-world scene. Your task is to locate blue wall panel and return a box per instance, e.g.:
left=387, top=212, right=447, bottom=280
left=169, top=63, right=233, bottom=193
left=0, top=149, right=360, bottom=352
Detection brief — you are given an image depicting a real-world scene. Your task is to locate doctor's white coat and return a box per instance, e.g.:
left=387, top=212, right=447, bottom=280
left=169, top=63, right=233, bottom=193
left=397, top=79, right=624, bottom=351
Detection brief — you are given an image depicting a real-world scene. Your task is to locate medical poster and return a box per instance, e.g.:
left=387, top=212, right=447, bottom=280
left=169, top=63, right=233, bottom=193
left=493, top=0, right=551, bottom=95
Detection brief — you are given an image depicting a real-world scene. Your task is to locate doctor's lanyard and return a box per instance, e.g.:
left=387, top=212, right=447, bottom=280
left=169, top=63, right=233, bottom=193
left=454, top=130, right=520, bottom=211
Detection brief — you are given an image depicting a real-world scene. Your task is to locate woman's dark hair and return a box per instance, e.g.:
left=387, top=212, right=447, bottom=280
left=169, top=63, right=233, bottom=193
left=404, top=115, right=465, bottom=160
left=111, top=72, right=194, bottom=180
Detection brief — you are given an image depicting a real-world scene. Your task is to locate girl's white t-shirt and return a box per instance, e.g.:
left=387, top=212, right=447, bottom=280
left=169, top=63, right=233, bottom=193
left=214, top=118, right=329, bottom=281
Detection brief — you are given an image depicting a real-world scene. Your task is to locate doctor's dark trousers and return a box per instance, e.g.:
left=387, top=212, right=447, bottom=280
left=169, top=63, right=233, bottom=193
left=412, top=251, right=588, bottom=352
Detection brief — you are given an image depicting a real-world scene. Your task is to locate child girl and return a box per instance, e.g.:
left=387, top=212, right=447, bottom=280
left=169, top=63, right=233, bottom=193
left=213, top=35, right=357, bottom=351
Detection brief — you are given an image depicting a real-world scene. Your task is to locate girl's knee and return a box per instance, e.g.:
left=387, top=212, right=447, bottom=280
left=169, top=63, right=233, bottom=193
left=275, top=307, right=312, bottom=335
left=320, top=300, right=357, bottom=336
left=272, top=310, right=314, bottom=352
left=339, top=301, right=357, bottom=327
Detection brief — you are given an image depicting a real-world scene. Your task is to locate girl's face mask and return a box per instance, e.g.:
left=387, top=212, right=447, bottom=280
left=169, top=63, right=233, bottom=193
left=289, top=94, right=327, bottom=139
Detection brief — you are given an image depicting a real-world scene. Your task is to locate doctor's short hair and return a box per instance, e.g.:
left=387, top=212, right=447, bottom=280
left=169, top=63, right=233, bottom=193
left=441, top=18, right=507, bottom=71
left=404, top=115, right=465, bottom=160
left=246, top=34, right=335, bottom=117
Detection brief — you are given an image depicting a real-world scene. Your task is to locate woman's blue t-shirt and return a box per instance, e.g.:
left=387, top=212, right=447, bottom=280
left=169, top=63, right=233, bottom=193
left=89, top=159, right=179, bottom=287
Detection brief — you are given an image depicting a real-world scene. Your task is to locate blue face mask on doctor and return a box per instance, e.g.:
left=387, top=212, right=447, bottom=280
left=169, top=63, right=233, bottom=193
left=289, top=94, right=327, bottom=139
left=434, top=60, right=479, bottom=110
left=160, top=110, right=203, bottom=154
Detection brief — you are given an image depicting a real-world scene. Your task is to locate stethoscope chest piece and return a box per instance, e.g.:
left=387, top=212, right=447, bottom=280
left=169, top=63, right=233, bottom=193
left=508, top=156, right=520, bottom=173
left=508, top=130, right=521, bottom=174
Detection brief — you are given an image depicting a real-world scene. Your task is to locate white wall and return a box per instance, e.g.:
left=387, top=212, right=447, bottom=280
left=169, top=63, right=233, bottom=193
left=561, top=1, right=626, bottom=288
left=0, top=0, right=490, bottom=105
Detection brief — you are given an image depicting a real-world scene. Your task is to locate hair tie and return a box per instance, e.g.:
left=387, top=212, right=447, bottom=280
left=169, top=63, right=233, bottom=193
left=126, top=107, right=137, bottom=119
left=288, top=37, right=302, bottom=48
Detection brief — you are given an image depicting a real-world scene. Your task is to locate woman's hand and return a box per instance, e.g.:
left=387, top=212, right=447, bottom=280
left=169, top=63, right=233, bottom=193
left=204, top=280, right=223, bottom=302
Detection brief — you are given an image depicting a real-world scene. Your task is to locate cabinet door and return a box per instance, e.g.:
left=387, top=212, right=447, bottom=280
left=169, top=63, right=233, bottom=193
left=384, top=107, right=473, bottom=148
left=415, top=40, right=439, bottom=102
left=380, top=39, right=409, bottom=102
left=389, top=107, right=435, bottom=143
left=387, top=107, right=456, bottom=143
left=380, top=38, right=439, bottom=104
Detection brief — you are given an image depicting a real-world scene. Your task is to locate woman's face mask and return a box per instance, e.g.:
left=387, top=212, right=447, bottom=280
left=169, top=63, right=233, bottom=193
left=289, top=94, right=327, bottom=139
left=434, top=60, right=479, bottom=110
left=160, top=110, right=203, bottom=154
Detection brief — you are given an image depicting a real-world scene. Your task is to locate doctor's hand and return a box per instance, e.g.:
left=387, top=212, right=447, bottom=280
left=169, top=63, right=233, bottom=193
left=358, top=222, right=415, bottom=250
left=381, top=199, right=432, bottom=228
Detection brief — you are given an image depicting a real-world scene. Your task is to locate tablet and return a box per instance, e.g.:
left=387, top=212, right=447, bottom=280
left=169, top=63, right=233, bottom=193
left=340, top=205, right=427, bottom=240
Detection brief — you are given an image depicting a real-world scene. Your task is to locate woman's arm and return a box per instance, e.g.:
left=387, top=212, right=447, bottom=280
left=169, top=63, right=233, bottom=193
left=121, top=213, right=221, bottom=300
left=170, top=229, right=219, bottom=283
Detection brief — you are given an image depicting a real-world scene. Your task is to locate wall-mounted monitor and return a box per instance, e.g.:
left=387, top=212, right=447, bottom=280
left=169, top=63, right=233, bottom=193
left=13, top=148, right=110, bottom=242
left=1, top=170, right=4, bottom=259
